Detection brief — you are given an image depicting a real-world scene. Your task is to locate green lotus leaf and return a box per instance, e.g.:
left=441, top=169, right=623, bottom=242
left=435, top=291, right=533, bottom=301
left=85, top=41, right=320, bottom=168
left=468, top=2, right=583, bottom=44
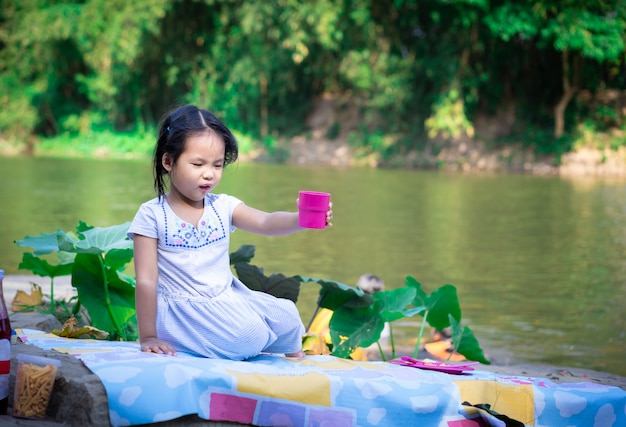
left=297, top=276, right=372, bottom=310
left=59, top=222, right=132, bottom=254
left=235, top=263, right=300, bottom=303
left=18, top=252, right=74, bottom=278
left=426, top=284, right=462, bottom=330
left=449, top=315, right=490, bottom=364
left=71, top=253, right=136, bottom=340
left=230, top=244, right=256, bottom=264
left=15, top=230, right=66, bottom=255
left=372, top=287, right=420, bottom=322
left=329, top=303, right=384, bottom=358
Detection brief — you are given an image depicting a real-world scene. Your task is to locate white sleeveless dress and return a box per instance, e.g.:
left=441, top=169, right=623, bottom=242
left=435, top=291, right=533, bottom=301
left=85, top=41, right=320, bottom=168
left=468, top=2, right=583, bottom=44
left=128, top=193, right=305, bottom=359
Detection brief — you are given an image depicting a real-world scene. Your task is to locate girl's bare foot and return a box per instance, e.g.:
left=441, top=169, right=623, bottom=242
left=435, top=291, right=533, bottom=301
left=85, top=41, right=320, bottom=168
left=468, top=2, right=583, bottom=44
left=286, top=350, right=306, bottom=358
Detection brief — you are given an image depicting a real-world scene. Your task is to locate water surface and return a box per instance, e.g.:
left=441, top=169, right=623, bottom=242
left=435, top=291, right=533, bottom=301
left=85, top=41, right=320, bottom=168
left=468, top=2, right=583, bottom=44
left=1, top=157, right=624, bottom=375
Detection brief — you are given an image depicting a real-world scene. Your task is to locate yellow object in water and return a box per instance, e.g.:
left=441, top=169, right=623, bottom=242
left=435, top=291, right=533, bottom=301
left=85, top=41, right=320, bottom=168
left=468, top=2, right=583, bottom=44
left=302, top=333, right=331, bottom=355
left=307, top=308, right=333, bottom=345
left=305, top=308, right=369, bottom=360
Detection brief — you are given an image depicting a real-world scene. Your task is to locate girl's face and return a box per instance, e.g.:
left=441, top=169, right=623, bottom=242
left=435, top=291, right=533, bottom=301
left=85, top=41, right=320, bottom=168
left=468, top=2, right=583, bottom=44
left=163, top=132, right=225, bottom=207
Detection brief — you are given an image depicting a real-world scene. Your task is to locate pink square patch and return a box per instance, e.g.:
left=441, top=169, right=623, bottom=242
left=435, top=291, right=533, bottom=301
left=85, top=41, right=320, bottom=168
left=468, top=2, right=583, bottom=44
left=448, top=418, right=489, bottom=427
left=209, top=393, right=257, bottom=424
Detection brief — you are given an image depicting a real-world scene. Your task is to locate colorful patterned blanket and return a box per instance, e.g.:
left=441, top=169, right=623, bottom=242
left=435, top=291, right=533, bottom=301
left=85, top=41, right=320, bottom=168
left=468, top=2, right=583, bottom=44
left=17, top=329, right=626, bottom=427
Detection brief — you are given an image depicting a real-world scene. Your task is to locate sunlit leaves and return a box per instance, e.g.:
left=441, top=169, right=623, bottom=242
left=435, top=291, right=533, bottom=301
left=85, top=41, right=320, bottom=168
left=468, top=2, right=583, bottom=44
left=330, top=303, right=384, bottom=358
left=17, top=252, right=73, bottom=278
left=15, top=221, right=137, bottom=340
left=405, top=276, right=428, bottom=311
left=71, top=252, right=136, bottom=340
left=4, top=0, right=625, bottom=165
left=372, top=287, right=421, bottom=322
left=57, top=222, right=132, bottom=254
left=425, top=84, right=474, bottom=139
left=16, top=230, right=70, bottom=256
left=487, top=1, right=626, bottom=61
left=309, top=274, right=490, bottom=364
left=484, top=4, right=539, bottom=42
left=339, top=50, right=414, bottom=109
left=542, top=9, right=625, bottom=61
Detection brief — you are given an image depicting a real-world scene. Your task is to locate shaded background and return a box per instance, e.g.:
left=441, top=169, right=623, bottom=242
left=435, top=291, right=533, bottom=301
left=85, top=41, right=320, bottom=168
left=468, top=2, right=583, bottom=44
left=1, top=0, right=625, bottom=161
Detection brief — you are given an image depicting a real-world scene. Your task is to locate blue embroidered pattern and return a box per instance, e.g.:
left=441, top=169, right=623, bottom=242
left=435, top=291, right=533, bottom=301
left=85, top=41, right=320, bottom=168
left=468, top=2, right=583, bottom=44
left=162, top=200, right=227, bottom=248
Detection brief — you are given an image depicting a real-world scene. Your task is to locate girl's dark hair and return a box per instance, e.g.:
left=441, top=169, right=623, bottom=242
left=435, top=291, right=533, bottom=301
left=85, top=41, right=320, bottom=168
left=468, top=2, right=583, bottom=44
left=153, top=105, right=238, bottom=198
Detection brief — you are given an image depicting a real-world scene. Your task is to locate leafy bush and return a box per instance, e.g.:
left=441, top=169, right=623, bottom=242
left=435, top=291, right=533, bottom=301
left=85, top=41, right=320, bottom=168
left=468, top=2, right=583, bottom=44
left=15, top=221, right=489, bottom=364
left=299, top=276, right=490, bottom=364
left=425, top=85, right=474, bottom=140
left=16, top=222, right=137, bottom=340
left=37, top=130, right=155, bottom=158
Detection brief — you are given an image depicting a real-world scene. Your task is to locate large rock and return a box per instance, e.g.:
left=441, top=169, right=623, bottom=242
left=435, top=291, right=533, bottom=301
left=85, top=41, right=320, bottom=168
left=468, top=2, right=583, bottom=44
left=0, top=312, right=109, bottom=426
left=9, top=312, right=63, bottom=332
left=1, top=312, right=249, bottom=427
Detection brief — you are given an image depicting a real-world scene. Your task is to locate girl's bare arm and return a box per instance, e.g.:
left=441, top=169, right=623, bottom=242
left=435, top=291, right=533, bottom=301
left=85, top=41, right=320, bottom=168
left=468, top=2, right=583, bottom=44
left=133, top=234, right=176, bottom=355
left=232, top=203, right=302, bottom=236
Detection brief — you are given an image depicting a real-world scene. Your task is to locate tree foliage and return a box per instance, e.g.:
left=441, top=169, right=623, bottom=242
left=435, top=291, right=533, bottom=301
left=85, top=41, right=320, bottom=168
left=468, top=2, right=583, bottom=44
left=1, top=0, right=624, bottom=157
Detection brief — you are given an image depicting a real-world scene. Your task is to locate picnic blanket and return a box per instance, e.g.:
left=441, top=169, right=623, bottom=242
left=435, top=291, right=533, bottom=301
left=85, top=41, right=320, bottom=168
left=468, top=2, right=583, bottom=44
left=17, top=329, right=626, bottom=427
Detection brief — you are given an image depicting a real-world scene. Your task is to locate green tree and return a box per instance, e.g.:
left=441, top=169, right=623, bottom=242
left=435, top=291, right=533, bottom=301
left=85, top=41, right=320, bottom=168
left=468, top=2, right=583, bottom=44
left=0, top=1, right=83, bottom=148
left=485, top=0, right=626, bottom=138
left=1, top=0, right=625, bottom=160
left=0, top=0, right=170, bottom=142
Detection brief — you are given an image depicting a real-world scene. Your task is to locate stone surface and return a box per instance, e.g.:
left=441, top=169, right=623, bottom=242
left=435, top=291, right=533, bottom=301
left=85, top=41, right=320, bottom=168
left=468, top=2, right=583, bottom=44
left=1, top=311, right=249, bottom=427
left=4, top=336, right=110, bottom=426
left=10, top=312, right=63, bottom=332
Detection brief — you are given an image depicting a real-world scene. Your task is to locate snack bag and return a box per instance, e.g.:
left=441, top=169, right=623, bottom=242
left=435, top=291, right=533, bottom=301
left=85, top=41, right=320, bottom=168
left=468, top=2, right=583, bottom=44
left=13, top=354, right=61, bottom=419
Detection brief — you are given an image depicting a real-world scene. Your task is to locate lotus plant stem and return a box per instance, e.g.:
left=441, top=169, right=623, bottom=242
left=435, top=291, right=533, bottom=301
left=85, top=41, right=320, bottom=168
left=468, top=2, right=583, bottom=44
left=99, top=256, right=125, bottom=340
left=376, top=341, right=386, bottom=361
left=388, top=322, right=396, bottom=359
left=50, top=277, right=55, bottom=312
left=413, top=310, right=429, bottom=358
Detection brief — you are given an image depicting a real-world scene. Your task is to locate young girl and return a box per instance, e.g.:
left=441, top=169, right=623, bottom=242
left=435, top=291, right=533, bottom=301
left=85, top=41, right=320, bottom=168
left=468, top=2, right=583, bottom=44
left=128, top=104, right=332, bottom=360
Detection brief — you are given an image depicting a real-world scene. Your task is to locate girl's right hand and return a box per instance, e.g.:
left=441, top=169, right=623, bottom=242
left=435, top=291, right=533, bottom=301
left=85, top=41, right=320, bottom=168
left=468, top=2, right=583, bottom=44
left=141, top=337, right=177, bottom=356
left=325, top=201, right=333, bottom=228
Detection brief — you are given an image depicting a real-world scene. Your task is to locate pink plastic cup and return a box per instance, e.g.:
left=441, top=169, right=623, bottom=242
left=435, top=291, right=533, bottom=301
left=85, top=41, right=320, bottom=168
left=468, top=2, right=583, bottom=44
left=298, top=191, right=330, bottom=229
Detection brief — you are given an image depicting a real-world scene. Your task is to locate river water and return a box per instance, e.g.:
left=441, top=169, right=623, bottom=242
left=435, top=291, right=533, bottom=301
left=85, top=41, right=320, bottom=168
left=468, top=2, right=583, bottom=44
left=1, top=156, right=624, bottom=375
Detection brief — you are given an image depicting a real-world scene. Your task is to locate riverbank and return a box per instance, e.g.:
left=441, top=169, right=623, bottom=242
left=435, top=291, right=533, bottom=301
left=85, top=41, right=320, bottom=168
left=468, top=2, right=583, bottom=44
left=4, top=132, right=626, bottom=178
left=284, top=135, right=626, bottom=178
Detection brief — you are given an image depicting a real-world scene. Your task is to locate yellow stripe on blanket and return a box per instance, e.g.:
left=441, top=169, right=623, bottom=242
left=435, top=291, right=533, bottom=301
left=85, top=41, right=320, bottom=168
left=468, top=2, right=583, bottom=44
left=228, top=370, right=331, bottom=407
left=16, top=329, right=57, bottom=338
left=296, top=356, right=385, bottom=371
left=455, top=380, right=535, bottom=426
left=52, top=347, right=112, bottom=354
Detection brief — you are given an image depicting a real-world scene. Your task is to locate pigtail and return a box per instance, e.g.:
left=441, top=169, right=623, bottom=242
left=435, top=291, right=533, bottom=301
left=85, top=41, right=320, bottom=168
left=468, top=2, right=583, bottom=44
left=153, top=117, right=172, bottom=199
